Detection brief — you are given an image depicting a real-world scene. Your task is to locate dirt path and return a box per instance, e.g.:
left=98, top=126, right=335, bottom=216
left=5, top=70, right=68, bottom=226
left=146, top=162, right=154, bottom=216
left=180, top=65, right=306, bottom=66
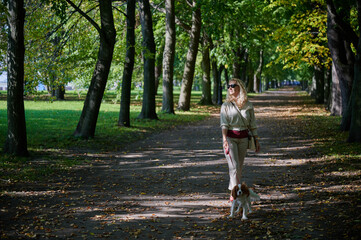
left=1, top=88, right=360, bottom=239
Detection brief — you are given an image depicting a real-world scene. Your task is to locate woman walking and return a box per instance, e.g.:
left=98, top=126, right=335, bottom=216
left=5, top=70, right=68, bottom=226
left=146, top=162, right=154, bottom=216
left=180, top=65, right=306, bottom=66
left=220, top=78, right=260, bottom=200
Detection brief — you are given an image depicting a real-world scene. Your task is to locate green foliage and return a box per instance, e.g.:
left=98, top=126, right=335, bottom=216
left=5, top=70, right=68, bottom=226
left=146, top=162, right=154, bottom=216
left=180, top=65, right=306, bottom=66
left=0, top=0, right=338, bottom=93
left=267, top=0, right=331, bottom=71
left=47, top=0, right=68, bottom=20
left=0, top=2, right=7, bottom=72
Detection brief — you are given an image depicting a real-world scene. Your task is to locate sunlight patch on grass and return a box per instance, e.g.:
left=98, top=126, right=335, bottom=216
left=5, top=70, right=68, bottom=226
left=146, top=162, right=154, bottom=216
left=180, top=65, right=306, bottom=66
left=0, top=97, right=214, bottom=181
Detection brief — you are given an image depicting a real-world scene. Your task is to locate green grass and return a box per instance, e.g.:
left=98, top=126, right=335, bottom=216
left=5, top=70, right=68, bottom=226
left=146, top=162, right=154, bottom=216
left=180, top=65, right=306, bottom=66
left=1, top=87, right=359, bottom=182
left=0, top=90, right=219, bottom=181
left=0, top=94, right=214, bottom=153
left=295, top=104, right=361, bottom=175
left=298, top=114, right=360, bottom=156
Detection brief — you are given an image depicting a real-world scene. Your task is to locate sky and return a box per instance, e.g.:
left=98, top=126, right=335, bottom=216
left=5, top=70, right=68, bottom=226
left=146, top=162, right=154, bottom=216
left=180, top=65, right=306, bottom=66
left=0, top=72, right=6, bottom=83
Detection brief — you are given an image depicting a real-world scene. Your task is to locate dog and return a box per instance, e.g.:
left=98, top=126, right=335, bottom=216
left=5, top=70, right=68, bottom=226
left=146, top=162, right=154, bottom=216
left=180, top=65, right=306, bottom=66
left=229, top=182, right=260, bottom=219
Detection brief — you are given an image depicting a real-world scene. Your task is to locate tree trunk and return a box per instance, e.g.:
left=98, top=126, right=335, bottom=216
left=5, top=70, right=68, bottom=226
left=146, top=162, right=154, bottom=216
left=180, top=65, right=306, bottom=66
left=177, top=1, right=201, bottom=111
left=154, top=61, right=162, bottom=95
left=224, top=68, right=229, bottom=86
left=200, top=32, right=212, bottom=105
left=162, top=0, right=176, bottom=114
left=253, top=50, right=263, bottom=93
left=138, top=0, right=157, bottom=119
left=73, top=0, right=116, bottom=138
left=348, top=0, right=361, bottom=142
left=4, top=0, right=28, bottom=156
left=327, top=1, right=355, bottom=131
left=51, top=83, right=65, bottom=100
left=310, top=72, right=316, bottom=97
left=232, top=47, right=242, bottom=79
left=314, top=64, right=325, bottom=104
left=212, top=59, right=218, bottom=104
left=241, top=48, right=248, bottom=83
left=265, top=77, right=270, bottom=91
left=217, top=65, right=224, bottom=105
left=155, top=42, right=164, bottom=95
left=324, top=66, right=332, bottom=110
left=348, top=52, right=361, bottom=142
left=246, top=59, right=253, bottom=93
left=330, top=63, right=342, bottom=115
left=50, top=36, right=64, bottom=100
left=118, top=0, right=135, bottom=127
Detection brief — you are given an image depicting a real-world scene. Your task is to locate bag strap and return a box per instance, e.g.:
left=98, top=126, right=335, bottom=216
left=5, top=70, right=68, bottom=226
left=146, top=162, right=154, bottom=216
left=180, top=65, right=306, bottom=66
left=230, top=102, right=252, bottom=136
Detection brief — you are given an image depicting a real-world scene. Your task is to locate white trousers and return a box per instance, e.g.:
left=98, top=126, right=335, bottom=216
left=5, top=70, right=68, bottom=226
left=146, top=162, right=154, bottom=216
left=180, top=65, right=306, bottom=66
left=224, top=137, right=248, bottom=190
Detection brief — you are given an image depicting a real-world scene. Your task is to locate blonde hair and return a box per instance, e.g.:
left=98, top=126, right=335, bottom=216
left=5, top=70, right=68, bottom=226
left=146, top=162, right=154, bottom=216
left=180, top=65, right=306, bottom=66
left=225, top=78, right=248, bottom=108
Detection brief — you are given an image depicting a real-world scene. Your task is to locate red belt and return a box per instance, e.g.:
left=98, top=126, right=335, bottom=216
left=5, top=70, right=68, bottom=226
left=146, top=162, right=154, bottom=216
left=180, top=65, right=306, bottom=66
left=227, top=130, right=248, bottom=139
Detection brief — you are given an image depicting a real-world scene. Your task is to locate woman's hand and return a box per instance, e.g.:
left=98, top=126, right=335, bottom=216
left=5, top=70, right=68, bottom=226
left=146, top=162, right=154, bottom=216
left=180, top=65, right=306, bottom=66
left=255, top=139, right=260, bottom=153
left=223, top=139, right=229, bottom=154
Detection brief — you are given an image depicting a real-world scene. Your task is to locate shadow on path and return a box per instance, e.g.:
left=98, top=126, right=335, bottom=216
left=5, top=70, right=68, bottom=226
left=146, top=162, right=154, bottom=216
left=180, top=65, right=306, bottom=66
left=1, top=87, right=360, bottom=239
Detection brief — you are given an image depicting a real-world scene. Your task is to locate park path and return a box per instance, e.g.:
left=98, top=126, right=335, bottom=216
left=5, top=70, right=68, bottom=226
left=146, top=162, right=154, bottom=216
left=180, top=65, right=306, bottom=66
left=1, top=87, right=357, bottom=239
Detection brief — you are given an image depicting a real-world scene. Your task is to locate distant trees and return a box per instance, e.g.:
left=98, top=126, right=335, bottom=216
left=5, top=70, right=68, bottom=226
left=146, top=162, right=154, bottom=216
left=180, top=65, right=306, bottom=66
left=2, top=0, right=361, bottom=156
left=267, top=0, right=360, bottom=142
left=267, top=0, right=331, bottom=97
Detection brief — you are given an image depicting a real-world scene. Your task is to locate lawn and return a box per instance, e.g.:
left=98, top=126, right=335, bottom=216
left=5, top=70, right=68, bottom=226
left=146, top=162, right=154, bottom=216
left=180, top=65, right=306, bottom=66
left=0, top=89, right=220, bottom=181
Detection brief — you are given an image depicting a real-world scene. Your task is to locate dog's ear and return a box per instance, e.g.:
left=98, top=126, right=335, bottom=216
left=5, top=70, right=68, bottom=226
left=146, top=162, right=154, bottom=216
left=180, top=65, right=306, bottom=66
left=231, top=185, right=239, bottom=199
left=241, top=183, right=250, bottom=197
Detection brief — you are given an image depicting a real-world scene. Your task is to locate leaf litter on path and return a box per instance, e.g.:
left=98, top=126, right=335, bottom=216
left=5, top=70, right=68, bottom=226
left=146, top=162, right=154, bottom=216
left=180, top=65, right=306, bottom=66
left=1, top=87, right=360, bottom=239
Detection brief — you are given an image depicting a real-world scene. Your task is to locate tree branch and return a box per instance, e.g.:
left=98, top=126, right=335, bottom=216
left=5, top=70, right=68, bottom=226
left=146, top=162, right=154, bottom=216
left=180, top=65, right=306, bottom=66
left=64, top=0, right=102, bottom=35
left=186, top=0, right=193, bottom=8
left=113, top=6, right=127, bottom=18
left=149, top=1, right=191, bottom=32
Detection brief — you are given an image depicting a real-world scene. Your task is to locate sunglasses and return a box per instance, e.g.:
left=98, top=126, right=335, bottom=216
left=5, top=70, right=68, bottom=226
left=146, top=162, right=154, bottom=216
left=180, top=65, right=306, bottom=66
left=227, top=84, right=239, bottom=89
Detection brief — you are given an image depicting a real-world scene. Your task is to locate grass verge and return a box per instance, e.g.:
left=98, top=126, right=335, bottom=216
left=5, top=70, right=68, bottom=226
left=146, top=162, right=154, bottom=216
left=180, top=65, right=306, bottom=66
left=0, top=91, right=220, bottom=182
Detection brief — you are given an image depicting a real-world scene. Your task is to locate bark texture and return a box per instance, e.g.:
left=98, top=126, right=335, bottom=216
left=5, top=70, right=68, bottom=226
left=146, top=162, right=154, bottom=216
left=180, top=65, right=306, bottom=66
left=232, top=47, right=242, bottom=79
left=348, top=51, right=361, bottom=142
left=177, top=1, right=201, bottom=111
left=4, top=0, right=28, bottom=156
left=326, top=0, right=355, bottom=130
left=253, top=50, right=263, bottom=93
left=138, top=0, right=158, bottom=119
left=348, top=0, right=361, bottom=142
left=241, top=49, right=248, bottom=84
left=200, top=32, right=212, bottom=105
left=162, top=0, right=176, bottom=113
left=73, top=0, right=116, bottom=138
left=118, top=0, right=136, bottom=127
left=314, top=64, right=325, bottom=104
left=330, top=63, right=342, bottom=115
left=211, top=59, right=218, bottom=104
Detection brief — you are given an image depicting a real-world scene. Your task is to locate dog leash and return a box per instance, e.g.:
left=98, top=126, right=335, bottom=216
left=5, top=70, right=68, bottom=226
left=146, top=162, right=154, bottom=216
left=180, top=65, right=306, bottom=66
left=225, top=147, right=241, bottom=184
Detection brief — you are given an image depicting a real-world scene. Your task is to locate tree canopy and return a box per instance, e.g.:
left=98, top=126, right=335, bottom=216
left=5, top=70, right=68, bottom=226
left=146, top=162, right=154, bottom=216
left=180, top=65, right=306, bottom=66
left=2, top=0, right=361, bottom=155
